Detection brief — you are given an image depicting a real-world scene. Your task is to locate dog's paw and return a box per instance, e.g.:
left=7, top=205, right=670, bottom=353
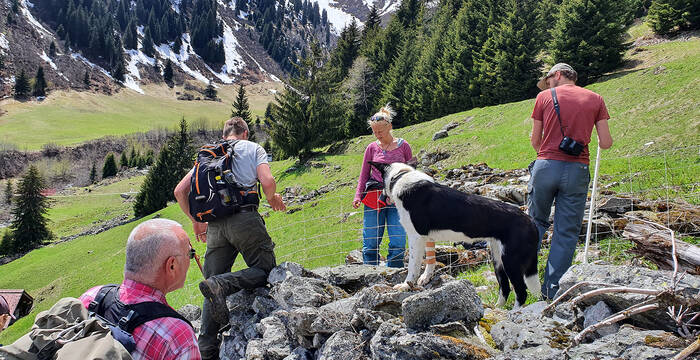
left=393, top=283, right=411, bottom=292
left=417, top=274, right=432, bottom=287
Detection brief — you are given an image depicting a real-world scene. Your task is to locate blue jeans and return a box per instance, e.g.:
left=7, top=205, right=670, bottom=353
left=362, top=204, right=406, bottom=268
left=528, top=159, right=590, bottom=299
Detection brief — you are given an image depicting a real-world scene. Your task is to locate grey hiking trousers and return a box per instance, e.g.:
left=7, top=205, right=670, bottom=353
left=198, top=210, right=276, bottom=359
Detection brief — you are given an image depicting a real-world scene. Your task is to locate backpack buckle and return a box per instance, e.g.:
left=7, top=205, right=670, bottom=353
left=119, top=310, right=135, bottom=330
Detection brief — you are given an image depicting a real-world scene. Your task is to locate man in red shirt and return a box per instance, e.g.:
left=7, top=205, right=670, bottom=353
left=80, top=219, right=200, bottom=360
left=529, top=63, right=613, bottom=299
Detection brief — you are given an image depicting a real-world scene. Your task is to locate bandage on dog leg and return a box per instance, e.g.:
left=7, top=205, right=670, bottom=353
left=425, top=240, right=436, bottom=265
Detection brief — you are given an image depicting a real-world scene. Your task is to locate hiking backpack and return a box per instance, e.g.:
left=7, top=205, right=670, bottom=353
left=87, top=284, right=193, bottom=353
left=188, top=140, right=259, bottom=222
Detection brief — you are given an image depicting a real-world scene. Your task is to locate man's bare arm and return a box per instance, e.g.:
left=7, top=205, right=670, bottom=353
left=595, top=119, right=613, bottom=149
left=257, top=163, right=286, bottom=211
left=531, top=119, right=543, bottom=152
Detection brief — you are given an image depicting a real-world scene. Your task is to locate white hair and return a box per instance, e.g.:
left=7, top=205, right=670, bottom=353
left=124, top=219, right=183, bottom=277
left=367, top=104, right=396, bottom=127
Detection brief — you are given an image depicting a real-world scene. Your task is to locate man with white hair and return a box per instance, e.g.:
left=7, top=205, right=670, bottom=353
left=79, top=218, right=200, bottom=360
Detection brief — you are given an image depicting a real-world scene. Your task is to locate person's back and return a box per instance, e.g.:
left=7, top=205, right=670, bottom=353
left=228, top=139, right=269, bottom=188
left=533, top=84, right=608, bottom=164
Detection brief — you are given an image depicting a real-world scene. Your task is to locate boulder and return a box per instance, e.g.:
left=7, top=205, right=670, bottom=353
left=582, top=301, right=619, bottom=338
left=282, top=347, right=314, bottom=360
left=345, top=250, right=363, bottom=265
left=432, top=130, right=449, bottom=141
left=288, top=307, right=320, bottom=337
left=354, top=284, right=417, bottom=315
left=566, top=325, right=682, bottom=359
left=478, top=184, right=527, bottom=205
left=177, top=304, right=202, bottom=322
left=258, top=315, right=293, bottom=359
left=401, top=280, right=483, bottom=330
left=491, top=308, right=574, bottom=352
left=556, top=264, right=700, bottom=331
left=309, top=297, right=357, bottom=334
left=312, top=265, right=405, bottom=293
left=350, top=308, right=396, bottom=332
left=270, top=275, right=348, bottom=309
left=244, top=339, right=265, bottom=360
left=370, top=319, right=494, bottom=360
left=220, top=333, right=249, bottom=360
left=268, top=262, right=316, bottom=285
left=317, top=331, right=367, bottom=360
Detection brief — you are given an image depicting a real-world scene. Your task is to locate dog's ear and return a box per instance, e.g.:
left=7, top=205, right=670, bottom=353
left=368, top=161, right=389, bottom=176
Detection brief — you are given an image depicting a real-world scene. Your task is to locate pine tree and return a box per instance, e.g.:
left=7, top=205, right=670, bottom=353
left=9, top=166, right=53, bottom=253
left=14, top=70, right=31, bottom=99
left=49, top=41, right=57, bottom=57
left=83, top=70, right=90, bottom=87
left=343, top=56, right=378, bottom=137
left=173, top=35, right=183, bottom=53
left=4, top=180, right=12, bottom=205
left=129, top=147, right=138, bottom=167
left=204, top=80, right=217, bottom=99
left=102, top=153, right=118, bottom=178
left=163, top=59, right=174, bottom=83
left=232, top=84, right=252, bottom=122
left=0, top=230, right=12, bottom=256
left=123, top=20, right=138, bottom=50
left=33, top=67, right=48, bottom=97
left=362, top=4, right=380, bottom=42
left=328, top=19, right=361, bottom=81
left=133, top=118, right=193, bottom=217
left=89, top=162, right=98, bottom=184
left=142, top=27, right=155, bottom=57
left=376, top=32, right=419, bottom=128
left=119, top=151, right=129, bottom=168
left=549, top=0, right=627, bottom=85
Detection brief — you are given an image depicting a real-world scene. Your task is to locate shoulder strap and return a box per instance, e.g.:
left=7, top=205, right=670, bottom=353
left=121, top=302, right=193, bottom=333
left=550, top=88, right=566, bottom=137
left=88, top=284, right=193, bottom=333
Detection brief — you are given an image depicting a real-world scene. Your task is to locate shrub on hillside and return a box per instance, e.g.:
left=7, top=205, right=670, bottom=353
left=102, top=153, right=118, bottom=178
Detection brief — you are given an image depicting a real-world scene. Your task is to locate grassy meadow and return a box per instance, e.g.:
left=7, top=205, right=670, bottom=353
left=0, top=82, right=282, bottom=151
left=1, top=32, right=699, bottom=344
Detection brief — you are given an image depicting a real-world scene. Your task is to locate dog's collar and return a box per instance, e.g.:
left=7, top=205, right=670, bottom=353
left=388, top=169, right=410, bottom=192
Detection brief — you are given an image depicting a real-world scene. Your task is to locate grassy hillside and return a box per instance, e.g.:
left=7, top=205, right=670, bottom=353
left=0, top=82, right=282, bottom=151
left=1, top=35, right=698, bottom=344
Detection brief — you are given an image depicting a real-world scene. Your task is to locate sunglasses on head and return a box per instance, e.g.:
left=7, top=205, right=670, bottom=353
left=371, top=115, right=385, bottom=122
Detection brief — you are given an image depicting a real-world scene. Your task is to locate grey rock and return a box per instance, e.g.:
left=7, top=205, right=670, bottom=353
left=220, top=333, right=248, bottom=360
left=478, top=184, right=527, bottom=205
left=226, top=288, right=269, bottom=334
left=354, top=284, right=417, bottom=315
left=318, top=331, right=366, bottom=360
left=566, top=325, right=681, bottom=359
left=582, top=301, right=619, bottom=338
left=491, top=310, right=573, bottom=351
left=259, top=316, right=292, bottom=359
left=268, top=262, right=308, bottom=285
left=597, top=197, right=635, bottom=214
left=432, top=129, right=449, bottom=140
left=370, top=319, right=494, bottom=360
left=282, top=347, right=314, bottom=360
left=245, top=339, right=265, bottom=360
left=442, top=122, right=460, bottom=132
left=345, top=250, right=363, bottom=265
left=313, top=333, right=329, bottom=349
left=430, top=321, right=470, bottom=335
left=252, top=295, right=278, bottom=318
left=350, top=308, right=395, bottom=332
left=402, top=280, right=484, bottom=330
left=556, top=264, right=700, bottom=330
left=288, top=307, right=319, bottom=336
left=309, top=297, right=357, bottom=334
left=491, top=345, right=563, bottom=360
left=270, top=275, right=348, bottom=309
left=312, top=265, right=405, bottom=293
left=177, top=304, right=202, bottom=322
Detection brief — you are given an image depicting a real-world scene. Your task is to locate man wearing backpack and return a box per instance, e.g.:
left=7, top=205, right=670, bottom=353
left=79, top=218, right=200, bottom=360
left=174, top=116, right=286, bottom=360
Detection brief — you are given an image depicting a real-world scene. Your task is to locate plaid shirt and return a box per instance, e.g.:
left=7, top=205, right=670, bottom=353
left=80, top=279, right=201, bottom=360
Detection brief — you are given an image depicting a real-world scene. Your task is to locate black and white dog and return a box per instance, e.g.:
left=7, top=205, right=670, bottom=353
left=370, top=162, right=540, bottom=307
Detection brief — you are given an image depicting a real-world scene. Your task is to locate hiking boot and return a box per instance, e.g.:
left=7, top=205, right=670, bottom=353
left=199, top=278, right=229, bottom=324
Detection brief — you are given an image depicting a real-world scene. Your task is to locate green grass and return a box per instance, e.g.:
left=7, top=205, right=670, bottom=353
left=1, top=36, right=699, bottom=344
left=0, top=83, right=281, bottom=150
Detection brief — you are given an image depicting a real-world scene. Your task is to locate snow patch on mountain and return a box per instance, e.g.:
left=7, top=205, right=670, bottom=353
left=21, top=0, right=52, bottom=37
left=71, top=52, right=113, bottom=79
left=124, top=49, right=156, bottom=94
left=313, top=0, right=360, bottom=34
left=0, top=33, right=8, bottom=51
left=39, top=51, right=57, bottom=70
left=155, top=34, right=211, bottom=85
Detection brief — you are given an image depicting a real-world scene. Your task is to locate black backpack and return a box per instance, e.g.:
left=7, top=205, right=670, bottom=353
left=87, top=285, right=193, bottom=354
left=188, top=140, right=259, bottom=223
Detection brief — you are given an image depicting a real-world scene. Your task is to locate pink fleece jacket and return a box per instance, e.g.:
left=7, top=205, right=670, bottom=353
left=354, top=138, right=413, bottom=202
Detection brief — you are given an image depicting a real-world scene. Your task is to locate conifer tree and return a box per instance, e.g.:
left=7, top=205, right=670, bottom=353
left=343, top=56, right=378, bottom=137
left=119, top=151, right=129, bottom=168
left=64, top=34, right=71, bottom=52
left=14, top=70, right=31, bottom=99
left=4, top=180, right=12, bottom=205
left=128, top=147, right=138, bottom=167
left=163, top=59, right=174, bottom=83
left=83, top=70, right=90, bottom=87
left=33, top=67, right=48, bottom=97
left=133, top=118, right=193, bottom=217
left=362, top=5, right=380, bottom=42
left=49, top=41, right=57, bottom=57
left=549, top=0, right=627, bottom=85
left=0, top=230, right=12, bottom=256
left=102, top=153, right=118, bottom=178
left=9, top=166, right=53, bottom=253
left=329, top=19, right=360, bottom=81
left=0, top=54, right=4, bottom=70
left=89, top=162, right=97, bottom=184
left=232, top=84, right=252, bottom=122
left=123, top=20, right=138, bottom=50
left=204, top=80, right=217, bottom=99
left=142, top=27, right=155, bottom=57
left=376, top=32, right=419, bottom=128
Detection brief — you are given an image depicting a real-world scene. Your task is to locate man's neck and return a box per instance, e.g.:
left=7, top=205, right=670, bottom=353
left=224, top=135, right=245, bottom=141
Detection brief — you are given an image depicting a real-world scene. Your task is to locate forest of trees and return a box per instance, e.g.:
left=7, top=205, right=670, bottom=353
left=267, top=0, right=700, bottom=159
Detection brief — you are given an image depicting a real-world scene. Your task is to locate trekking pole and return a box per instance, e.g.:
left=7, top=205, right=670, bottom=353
left=583, top=145, right=601, bottom=264
left=189, top=238, right=205, bottom=278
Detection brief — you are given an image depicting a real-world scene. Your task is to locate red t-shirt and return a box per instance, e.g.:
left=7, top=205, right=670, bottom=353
left=531, top=84, right=610, bottom=164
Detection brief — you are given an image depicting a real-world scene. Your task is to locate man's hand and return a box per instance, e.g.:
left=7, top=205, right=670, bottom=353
left=267, top=193, right=286, bottom=211
left=193, top=221, right=208, bottom=243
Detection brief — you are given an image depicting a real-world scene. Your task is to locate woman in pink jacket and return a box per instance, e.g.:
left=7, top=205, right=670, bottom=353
left=352, top=105, right=413, bottom=267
